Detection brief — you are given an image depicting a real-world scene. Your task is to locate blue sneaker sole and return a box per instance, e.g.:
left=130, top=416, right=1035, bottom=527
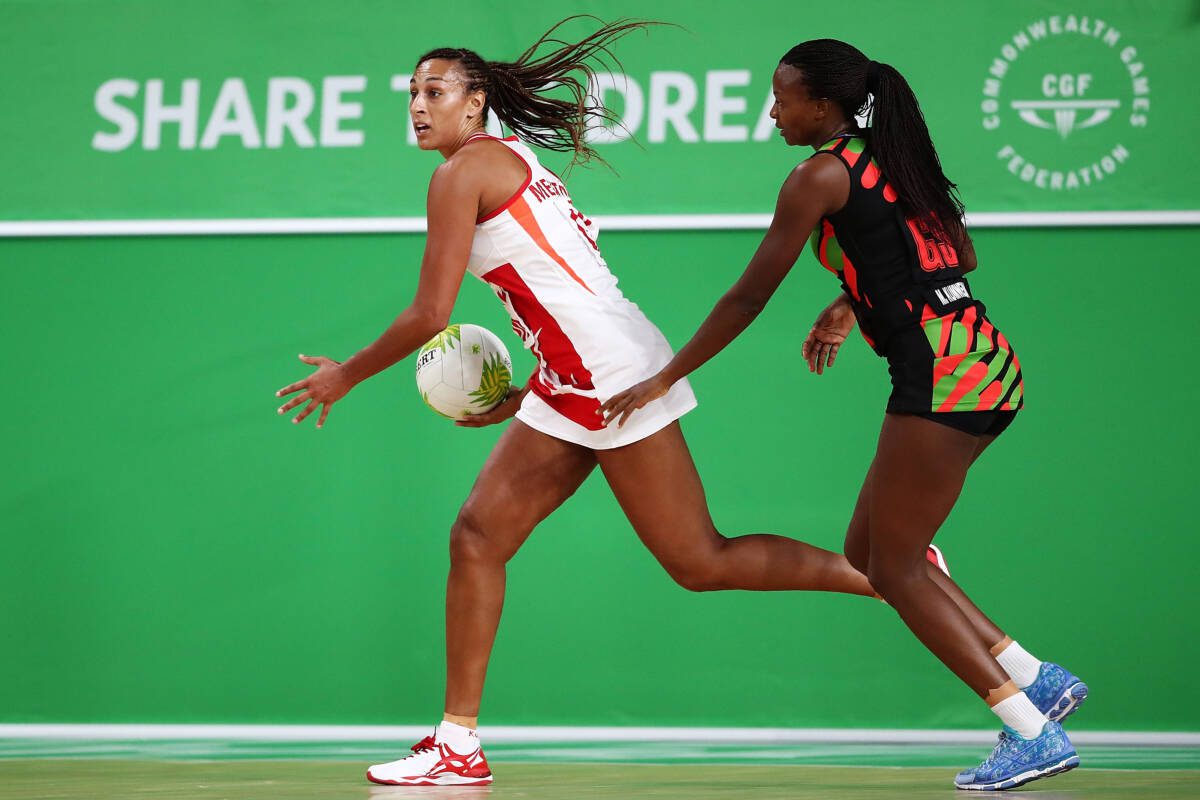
left=1046, top=680, right=1089, bottom=723
left=955, top=753, right=1080, bottom=791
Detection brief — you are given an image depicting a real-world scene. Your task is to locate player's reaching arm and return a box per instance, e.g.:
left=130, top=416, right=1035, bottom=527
left=600, top=155, right=849, bottom=427
left=275, top=159, right=481, bottom=428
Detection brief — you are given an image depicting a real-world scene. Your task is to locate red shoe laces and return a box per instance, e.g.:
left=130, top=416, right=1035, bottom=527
left=410, top=735, right=436, bottom=753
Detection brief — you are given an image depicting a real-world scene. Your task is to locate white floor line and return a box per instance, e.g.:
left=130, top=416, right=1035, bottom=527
left=0, top=724, right=1196, bottom=747
left=0, top=210, right=1197, bottom=237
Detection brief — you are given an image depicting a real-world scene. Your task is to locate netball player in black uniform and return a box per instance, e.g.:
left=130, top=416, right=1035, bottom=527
left=602, top=39, right=1087, bottom=791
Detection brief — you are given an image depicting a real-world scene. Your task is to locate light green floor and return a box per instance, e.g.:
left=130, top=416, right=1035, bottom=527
left=3, top=760, right=1199, bottom=800
left=2, top=738, right=1198, bottom=770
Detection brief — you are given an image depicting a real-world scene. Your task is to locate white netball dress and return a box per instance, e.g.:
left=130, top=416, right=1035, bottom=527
left=463, top=134, right=696, bottom=449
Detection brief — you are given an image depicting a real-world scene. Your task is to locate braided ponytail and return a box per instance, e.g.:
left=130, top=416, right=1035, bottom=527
left=417, top=17, right=660, bottom=167
left=780, top=39, right=966, bottom=243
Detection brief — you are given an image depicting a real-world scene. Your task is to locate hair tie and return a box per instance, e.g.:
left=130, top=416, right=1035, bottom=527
left=866, top=60, right=881, bottom=89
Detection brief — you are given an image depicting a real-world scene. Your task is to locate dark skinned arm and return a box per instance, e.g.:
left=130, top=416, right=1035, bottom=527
left=600, top=155, right=849, bottom=427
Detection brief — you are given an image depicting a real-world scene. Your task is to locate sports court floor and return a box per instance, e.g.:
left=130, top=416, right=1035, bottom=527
left=3, top=738, right=1197, bottom=799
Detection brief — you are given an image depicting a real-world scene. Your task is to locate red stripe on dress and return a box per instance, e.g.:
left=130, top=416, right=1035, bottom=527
left=937, top=358, right=991, bottom=411
left=508, top=195, right=596, bottom=295
left=975, top=376, right=1005, bottom=411
left=817, top=220, right=837, bottom=274
left=841, top=252, right=861, bottom=300
left=882, top=183, right=898, bottom=203
left=480, top=263, right=603, bottom=430
left=933, top=350, right=971, bottom=384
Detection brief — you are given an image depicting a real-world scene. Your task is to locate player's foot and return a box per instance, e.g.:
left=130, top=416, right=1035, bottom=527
left=954, top=721, right=1078, bottom=791
left=366, top=732, right=493, bottom=786
left=1023, top=662, right=1089, bottom=723
left=926, top=544, right=950, bottom=576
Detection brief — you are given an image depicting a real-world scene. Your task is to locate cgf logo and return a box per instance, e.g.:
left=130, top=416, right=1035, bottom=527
left=980, top=14, right=1150, bottom=191
left=1011, top=73, right=1119, bottom=138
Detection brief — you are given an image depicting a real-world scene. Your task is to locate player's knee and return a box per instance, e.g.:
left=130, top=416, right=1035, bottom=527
left=866, top=558, right=921, bottom=600
left=663, top=534, right=729, bottom=592
left=448, top=509, right=500, bottom=565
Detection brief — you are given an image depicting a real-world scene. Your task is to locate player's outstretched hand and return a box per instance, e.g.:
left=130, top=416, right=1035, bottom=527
left=456, top=386, right=525, bottom=428
left=276, top=354, right=351, bottom=429
left=600, top=372, right=672, bottom=428
left=802, top=294, right=857, bottom=375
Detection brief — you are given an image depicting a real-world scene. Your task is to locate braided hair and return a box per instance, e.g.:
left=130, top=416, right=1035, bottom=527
left=417, top=16, right=658, bottom=167
left=780, top=39, right=966, bottom=242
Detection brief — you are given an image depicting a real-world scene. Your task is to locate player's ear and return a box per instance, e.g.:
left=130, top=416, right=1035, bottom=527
left=467, top=90, right=486, bottom=119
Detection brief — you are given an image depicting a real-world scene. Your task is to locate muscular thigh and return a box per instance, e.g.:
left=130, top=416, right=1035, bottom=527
left=459, top=419, right=597, bottom=556
left=866, top=413, right=981, bottom=562
left=844, top=458, right=875, bottom=573
left=595, top=422, right=716, bottom=561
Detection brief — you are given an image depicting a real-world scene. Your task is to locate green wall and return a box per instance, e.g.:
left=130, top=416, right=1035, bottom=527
left=2, top=226, right=1197, bottom=730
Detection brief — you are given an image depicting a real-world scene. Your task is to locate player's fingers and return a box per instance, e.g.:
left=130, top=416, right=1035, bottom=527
left=603, top=395, right=636, bottom=426
left=316, top=403, right=331, bottom=429
left=293, top=399, right=318, bottom=424
left=278, top=391, right=312, bottom=414
left=617, top=404, right=641, bottom=428
left=599, top=392, right=626, bottom=415
left=805, top=343, right=819, bottom=373
left=298, top=353, right=330, bottom=366
left=276, top=380, right=308, bottom=397
left=827, top=343, right=840, bottom=368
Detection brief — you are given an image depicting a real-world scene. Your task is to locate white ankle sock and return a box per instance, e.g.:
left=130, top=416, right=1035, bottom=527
left=436, top=720, right=480, bottom=753
left=994, top=641, right=1043, bottom=689
left=991, top=693, right=1047, bottom=739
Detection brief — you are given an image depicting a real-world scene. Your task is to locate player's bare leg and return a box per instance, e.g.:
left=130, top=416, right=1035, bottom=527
left=843, top=427, right=1088, bottom=727
left=597, top=422, right=875, bottom=595
left=843, top=442, right=1006, bottom=649
left=444, top=419, right=596, bottom=718
left=369, top=420, right=594, bottom=786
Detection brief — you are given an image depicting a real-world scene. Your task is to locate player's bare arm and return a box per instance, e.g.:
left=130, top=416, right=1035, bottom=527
left=275, top=158, right=481, bottom=427
left=601, top=155, right=849, bottom=426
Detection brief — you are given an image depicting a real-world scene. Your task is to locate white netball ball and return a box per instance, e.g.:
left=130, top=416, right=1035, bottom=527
left=415, top=323, right=513, bottom=419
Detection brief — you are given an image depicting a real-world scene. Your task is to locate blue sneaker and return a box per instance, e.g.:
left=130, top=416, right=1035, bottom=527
left=955, top=721, right=1079, bottom=791
left=1024, top=662, right=1089, bottom=722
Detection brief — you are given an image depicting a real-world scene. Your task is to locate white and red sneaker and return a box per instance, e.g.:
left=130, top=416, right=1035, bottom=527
left=926, top=544, right=950, bottom=577
left=366, top=728, right=493, bottom=786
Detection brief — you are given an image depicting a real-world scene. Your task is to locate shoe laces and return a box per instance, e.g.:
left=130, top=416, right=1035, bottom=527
left=980, top=730, right=1013, bottom=768
left=410, top=735, right=437, bottom=754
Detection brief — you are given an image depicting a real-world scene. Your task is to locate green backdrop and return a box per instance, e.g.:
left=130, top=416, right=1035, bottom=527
left=1, top=0, right=1198, bottom=733
left=2, top=226, right=1198, bottom=730
left=2, top=0, right=1197, bottom=220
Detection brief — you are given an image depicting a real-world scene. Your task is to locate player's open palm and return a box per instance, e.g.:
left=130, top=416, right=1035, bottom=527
left=276, top=354, right=351, bottom=428
left=803, top=295, right=856, bottom=375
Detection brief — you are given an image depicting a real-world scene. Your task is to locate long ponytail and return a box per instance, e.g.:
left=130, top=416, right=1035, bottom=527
left=417, top=17, right=660, bottom=167
left=780, top=39, right=966, bottom=242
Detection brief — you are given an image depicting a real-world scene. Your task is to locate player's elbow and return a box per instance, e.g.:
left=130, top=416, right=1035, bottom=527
left=725, top=291, right=767, bottom=321
left=411, top=304, right=451, bottom=338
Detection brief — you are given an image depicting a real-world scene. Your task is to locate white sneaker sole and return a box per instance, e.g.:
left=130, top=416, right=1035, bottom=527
left=955, top=754, right=1080, bottom=791
left=366, top=769, right=493, bottom=786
